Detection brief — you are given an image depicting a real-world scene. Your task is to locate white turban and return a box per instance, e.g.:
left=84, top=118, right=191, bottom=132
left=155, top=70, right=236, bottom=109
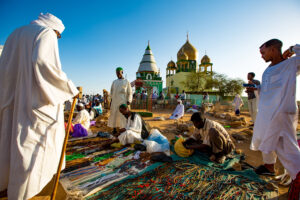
left=31, top=13, right=65, bottom=34
left=177, top=99, right=182, bottom=104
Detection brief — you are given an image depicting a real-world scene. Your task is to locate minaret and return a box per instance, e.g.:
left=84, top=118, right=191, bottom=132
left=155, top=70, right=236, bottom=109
left=138, top=41, right=158, bottom=73
left=136, top=41, right=163, bottom=95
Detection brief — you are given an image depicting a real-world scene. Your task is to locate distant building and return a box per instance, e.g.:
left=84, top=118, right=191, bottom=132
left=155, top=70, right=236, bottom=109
left=166, top=35, right=213, bottom=93
left=135, top=41, right=163, bottom=95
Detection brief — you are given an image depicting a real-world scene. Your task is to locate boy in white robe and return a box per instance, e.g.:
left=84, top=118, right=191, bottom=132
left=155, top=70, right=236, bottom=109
left=108, top=67, right=133, bottom=134
left=170, top=99, right=185, bottom=119
left=248, top=39, right=300, bottom=199
left=118, top=104, right=143, bottom=145
left=0, top=13, right=78, bottom=199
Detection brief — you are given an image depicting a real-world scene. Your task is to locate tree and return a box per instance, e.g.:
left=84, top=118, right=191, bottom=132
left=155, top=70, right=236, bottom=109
left=206, top=72, right=244, bottom=96
left=181, top=71, right=244, bottom=96
left=180, top=71, right=210, bottom=92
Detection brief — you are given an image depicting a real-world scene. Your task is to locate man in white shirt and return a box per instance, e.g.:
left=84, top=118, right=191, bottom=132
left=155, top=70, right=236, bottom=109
left=248, top=39, right=300, bottom=199
left=170, top=100, right=185, bottom=120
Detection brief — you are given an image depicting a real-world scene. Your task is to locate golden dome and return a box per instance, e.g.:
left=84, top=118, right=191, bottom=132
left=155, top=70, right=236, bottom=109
left=167, top=60, right=176, bottom=69
left=177, top=49, right=188, bottom=60
left=201, top=55, right=211, bottom=64
left=177, top=40, right=198, bottom=61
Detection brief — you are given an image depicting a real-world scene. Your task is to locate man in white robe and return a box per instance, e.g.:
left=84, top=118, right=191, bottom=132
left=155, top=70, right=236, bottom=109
left=0, top=13, right=78, bottom=199
left=232, top=94, right=243, bottom=116
left=108, top=67, right=133, bottom=134
left=249, top=39, right=300, bottom=198
left=170, top=99, right=185, bottom=120
left=118, top=104, right=143, bottom=145
left=71, top=103, right=90, bottom=137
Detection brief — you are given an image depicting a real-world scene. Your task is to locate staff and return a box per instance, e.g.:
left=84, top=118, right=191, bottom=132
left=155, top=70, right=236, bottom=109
left=51, top=87, right=82, bottom=200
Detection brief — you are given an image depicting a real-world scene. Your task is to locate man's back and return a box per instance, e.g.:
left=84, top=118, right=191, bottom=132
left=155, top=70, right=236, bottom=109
left=0, top=24, right=45, bottom=109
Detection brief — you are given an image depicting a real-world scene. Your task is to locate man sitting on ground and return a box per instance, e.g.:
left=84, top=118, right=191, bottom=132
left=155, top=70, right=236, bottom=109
left=118, top=104, right=144, bottom=145
left=90, top=98, right=103, bottom=119
left=183, top=112, right=235, bottom=164
left=170, top=99, right=185, bottom=120
left=72, top=103, right=90, bottom=137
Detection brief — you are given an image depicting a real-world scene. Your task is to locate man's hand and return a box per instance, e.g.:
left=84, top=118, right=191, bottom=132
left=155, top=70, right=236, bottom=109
left=246, top=87, right=257, bottom=91
left=119, top=128, right=126, bottom=133
left=283, top=46, right=295, bottom=59
left=73, top=94, right=80, bottom=99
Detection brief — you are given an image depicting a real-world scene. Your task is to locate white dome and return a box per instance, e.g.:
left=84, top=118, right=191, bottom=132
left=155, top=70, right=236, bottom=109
left=138, top=43, right=158, bottom=73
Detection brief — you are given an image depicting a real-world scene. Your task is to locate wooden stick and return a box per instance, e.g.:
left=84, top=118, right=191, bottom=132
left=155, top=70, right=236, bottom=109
left=51, top=97, right=77, bottom=200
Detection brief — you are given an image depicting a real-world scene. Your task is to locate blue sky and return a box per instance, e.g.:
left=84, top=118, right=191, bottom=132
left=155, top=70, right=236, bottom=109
left=0, top=0, right=300, bottom=97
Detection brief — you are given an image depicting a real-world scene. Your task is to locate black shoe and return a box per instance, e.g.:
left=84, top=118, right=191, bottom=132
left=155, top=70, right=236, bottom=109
left=255, top=165, right=275, bottom=176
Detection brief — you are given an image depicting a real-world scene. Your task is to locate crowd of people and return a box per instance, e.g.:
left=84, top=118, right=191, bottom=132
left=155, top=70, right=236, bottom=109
left=0, top=12, right=299, bottom=200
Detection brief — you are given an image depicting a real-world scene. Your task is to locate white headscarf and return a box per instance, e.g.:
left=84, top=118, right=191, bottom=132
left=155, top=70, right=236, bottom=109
left=31, top=13, right=65, bottom=34
left=177, top=99, right=182, bottom=104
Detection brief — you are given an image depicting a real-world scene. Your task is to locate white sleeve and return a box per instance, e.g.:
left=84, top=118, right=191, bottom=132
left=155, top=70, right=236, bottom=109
left=127, top=80, right=133, bottom=103
left=32, top=28, right=78, bottom=107
left=110, top=81, right=115, bottom=100
left=127, top=114, right=142, bottom=133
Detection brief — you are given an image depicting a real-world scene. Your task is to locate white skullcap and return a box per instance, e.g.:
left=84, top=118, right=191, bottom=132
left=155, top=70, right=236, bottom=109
left=31, top=13, right=65, bottom=34
left=77, top=103, right=84, bottom=107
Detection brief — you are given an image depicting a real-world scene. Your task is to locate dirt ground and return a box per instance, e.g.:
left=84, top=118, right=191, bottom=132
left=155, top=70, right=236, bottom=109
left=143, top=108, right=293, bottom=200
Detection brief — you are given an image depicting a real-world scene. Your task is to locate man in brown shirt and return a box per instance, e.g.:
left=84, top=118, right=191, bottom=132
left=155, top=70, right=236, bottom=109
left=183, top=112, right=235, bottom=164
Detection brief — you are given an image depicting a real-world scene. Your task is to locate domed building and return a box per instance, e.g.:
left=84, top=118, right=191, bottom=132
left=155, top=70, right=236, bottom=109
left=199, top=54, right=213, bottom=73
left=166, top=35, right=213, bottom=93
left=136, top=41, right=163, bottom=95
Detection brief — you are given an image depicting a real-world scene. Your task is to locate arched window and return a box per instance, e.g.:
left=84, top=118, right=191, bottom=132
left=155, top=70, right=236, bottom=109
left=146, top=73, right=152, bottom=80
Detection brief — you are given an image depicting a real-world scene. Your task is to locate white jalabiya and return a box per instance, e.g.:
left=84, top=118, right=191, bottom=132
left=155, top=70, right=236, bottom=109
left=73, top=109, right=90, bottom=130
left=0, top=22, right=78, bottom=199
left=108, top=79, right=132, bottom=128
left=170, top=101, right=185, bottom=119
left=118, top=114, right=142, bottom=145
left=251, top=44, right=300, bottom=179
left=232, top=94, right=243, bottom=110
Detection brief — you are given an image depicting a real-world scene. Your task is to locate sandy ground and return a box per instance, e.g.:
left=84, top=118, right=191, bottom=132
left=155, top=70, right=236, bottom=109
left=143, top=108, right=292, bottom=200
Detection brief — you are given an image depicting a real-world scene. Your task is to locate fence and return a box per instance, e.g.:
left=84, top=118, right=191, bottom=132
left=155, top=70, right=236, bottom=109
left=131, top=98, right=152, bottom=112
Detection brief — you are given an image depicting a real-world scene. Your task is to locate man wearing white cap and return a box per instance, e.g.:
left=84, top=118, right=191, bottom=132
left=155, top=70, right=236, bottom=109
left=169, top=99, right=185, bottom=120
left=0, top=13, right=78, bottom=199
